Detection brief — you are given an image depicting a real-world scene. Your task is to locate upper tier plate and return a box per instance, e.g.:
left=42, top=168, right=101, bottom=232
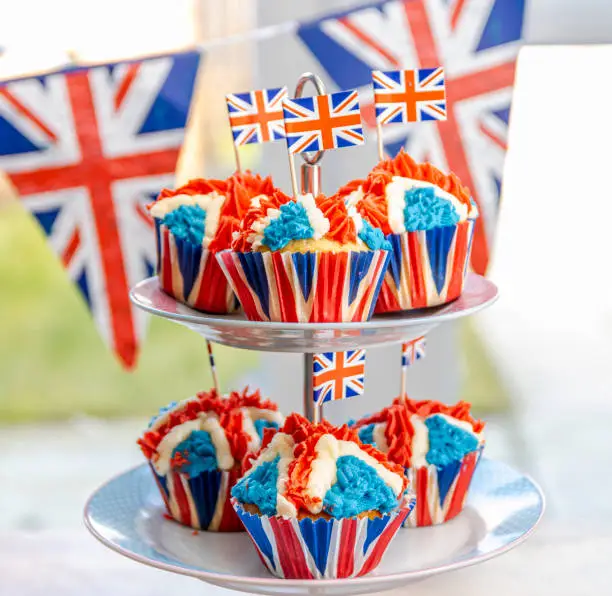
left=84, top=459, right=543, bottom=596
left=129, top=273, right=498, bottom=352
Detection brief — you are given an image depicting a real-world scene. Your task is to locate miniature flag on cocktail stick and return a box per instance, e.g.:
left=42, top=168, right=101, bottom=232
left=282, top=89, right=364, bottom=197
left=313, top=350, right=366, bottom=406
left=372, top=68, right=446, bottom=161
left=400, top=336, right=426, bottom=397
left=225, top=87, right=288, bottom=172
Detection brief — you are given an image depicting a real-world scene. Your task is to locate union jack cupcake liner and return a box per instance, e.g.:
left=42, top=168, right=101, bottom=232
left=232, top=495, right=415, bottom=579
left=155, top=221, right=239, bottom=314
left=152, top=465, right=244, bottom=532
left=403, top=447, right=483, bottom=528
left=376, top=219, right=475, bottom=313
left=217, top=249, right=390, bottom=322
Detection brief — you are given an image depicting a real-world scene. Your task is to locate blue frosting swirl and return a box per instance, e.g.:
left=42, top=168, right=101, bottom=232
left=163, top=204, right=206, bottom=245
left=231, top=455, right=280, bottom=516
left=262, top=202, right=314, bottom=251
left=323, top=455, right=398, bottom=518
left=403, top=187, right=460, bottom=232
left=254, top=419, right=279, bottom=441
left=359, top=219, right=392, bottom=250
left=171, top=430, right=218, bottom=478
left=425, top=415, right=479, bottom=467
left=356, top=423, right=377, bottom=447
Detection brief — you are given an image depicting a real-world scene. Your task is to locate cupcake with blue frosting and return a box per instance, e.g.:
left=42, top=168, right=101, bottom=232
left=337, top=150, right=478, bottom=312
left=231, top=413, right=415, bottom=579
left=217, top=192, right=391, bottom=322
left=137, top=388, right=283, bottom=532
left=352, top=397, right=484, bottom=527
left=148, top=172, right=280, bottom=313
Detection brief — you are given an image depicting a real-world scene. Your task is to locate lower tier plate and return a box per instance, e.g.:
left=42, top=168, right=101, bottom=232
left=84, top=459, right=543, bottom=596
left=129, top=273, right=498, bottom=352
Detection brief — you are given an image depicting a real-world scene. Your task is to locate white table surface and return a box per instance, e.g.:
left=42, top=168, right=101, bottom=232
left=1, top=522, right=611, bottom=596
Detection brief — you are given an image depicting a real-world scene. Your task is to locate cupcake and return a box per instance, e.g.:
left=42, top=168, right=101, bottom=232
left=148, top=171, right=278, bottom=313
left=352, top=397, right=484, bottom=527
left=217, top=191, right=391, bottom=322
left=231, top=413, right=415, bottom=579
left=137, top=387, right=284, bottom=531
left=337, top=150, right=479, bottom=312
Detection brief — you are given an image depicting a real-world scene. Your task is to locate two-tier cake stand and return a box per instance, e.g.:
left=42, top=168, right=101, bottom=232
left=84, top=272, right=544, bottom=596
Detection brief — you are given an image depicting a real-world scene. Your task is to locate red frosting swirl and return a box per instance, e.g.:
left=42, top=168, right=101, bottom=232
left=353, top=396, right=484, bottom=468
left=231, top=192, right=360, bottom=251
left=137, top=387, right=281, bottom=466
left=149, top=171, right=282, bottom=252
left=317, top=195, right=358, bottom=244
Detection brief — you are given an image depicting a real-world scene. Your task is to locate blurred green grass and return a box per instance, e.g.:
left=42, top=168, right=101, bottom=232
left=0, top=202, right=258, bottom=423
left=460, top=318, right=509, bottom=414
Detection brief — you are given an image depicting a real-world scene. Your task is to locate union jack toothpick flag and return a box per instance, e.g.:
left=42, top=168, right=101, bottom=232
left=313, top=350, right=366, bottom=405
left=226, top=87, right=287, bottom=146
left=373, top=68, right=446, bottom=124
left=0, top=51, right=201, bottom=368
left=282, top=90, right=364, bottom=154
left=402, top=336, right=426, bottom=367
left=298, top=0, right=527, bottom=275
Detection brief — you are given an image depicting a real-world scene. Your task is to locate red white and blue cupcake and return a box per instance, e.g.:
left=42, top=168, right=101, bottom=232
left=148, top=171, right=279, bottom=313
left=231, top=413, right=414, bottom=579
left=137, top=388, right=284, bottom=532
left=352, top=397, right=484, bottom=527
left=217, top=191, right=391, bottom=322
left=337, top=150, right=478, bottom=312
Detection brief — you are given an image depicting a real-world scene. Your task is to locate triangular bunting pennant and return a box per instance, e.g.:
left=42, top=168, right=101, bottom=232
left=0, top=50, right=202, bottom=368
left=298, top=0, right=526, bottom=274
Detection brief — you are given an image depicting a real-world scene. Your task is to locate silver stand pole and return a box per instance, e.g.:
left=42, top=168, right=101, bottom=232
left=294, top=72, right=326, bottom=424
left=303, top=353, right=319, bottom=423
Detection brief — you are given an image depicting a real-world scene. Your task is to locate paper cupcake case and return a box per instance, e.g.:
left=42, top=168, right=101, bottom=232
left=217, top=249, right=390, bottom=323
left=403, top=447, right=483, bottom=528
left=155, top=221, right=239, bottom=314
left=232, top=495, right=415, bottom=579
left=151, top=465, right=244, bottom=532
left=376, top=219, right=475, bottom=313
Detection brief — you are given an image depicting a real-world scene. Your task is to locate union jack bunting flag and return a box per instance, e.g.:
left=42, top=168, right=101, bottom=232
left=0, top=51, right=201, bottom=368
left=402, top=336, right=426, bottom=367
left=313, top=350, right=366, bottom=405
left=226, top=87, right=287, bottom=146
left=373, top=68, right=446, bottom=124
left=298, top=0, right=526, bottom=274
left=282, top=90, right=364, bottom=154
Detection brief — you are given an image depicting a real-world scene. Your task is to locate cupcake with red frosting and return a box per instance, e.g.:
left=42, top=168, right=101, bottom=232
left=337, top=150, right=479, bottom=312
left=217, top=192, right=391, bottom=322
left=137, top=388, right=284, bottom=532
left=149, top=171, right=279, bottom=313
left=352, top=397, right=484, bottom=527
left=231, top=413, right=414, bottom=579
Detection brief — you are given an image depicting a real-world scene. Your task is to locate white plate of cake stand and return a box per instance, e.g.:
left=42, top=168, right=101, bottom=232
left=84, top=459, right=544, bottom=596
left=83, top=272, right=545, bottom=595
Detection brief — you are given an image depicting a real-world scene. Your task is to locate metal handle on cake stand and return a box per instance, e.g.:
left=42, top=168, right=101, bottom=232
left=294, top=72, right=326, bottom=424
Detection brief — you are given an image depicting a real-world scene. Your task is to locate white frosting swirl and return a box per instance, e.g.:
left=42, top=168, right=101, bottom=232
left=305, top=434, right=405, bottom=515
left=385, top=177, right=470, bottom=234
left=149, top=192, right=225, bottom=249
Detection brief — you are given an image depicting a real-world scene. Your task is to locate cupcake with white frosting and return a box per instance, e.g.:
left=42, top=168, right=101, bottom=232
left=137, top=388, right=283, bottom=532
left=231, top=413, right=415, bottom=579
left=352, top=397, right=484, bottom=527
left=217, top=191, right=391, bottom=322
left=149, top=171, right=279, bottom=313
left=337, top=150, right=479, bottom=312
